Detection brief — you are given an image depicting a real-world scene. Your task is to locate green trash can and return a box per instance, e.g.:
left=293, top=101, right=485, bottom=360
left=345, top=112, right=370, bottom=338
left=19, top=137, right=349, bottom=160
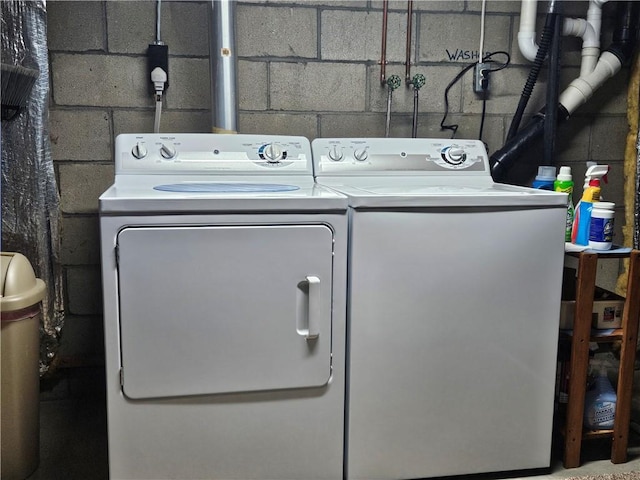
left=1, top=252, right=46, bottom=480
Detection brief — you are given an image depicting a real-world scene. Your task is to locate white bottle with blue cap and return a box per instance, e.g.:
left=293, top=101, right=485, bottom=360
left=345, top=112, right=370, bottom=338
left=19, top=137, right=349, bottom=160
left=532, top=166, right=556, bottom=190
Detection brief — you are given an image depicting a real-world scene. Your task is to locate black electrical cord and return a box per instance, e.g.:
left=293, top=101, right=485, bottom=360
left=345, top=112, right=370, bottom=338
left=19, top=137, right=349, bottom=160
left=440, top=51, right=510, bottom=139
left=478, top=96, right=487, bottom=141
left=440, top=63, right=475, bottom=138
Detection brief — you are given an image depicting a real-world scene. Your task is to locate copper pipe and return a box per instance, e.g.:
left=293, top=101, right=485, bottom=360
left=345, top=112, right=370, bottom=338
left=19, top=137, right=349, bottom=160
left=405, top=0, right=413, bottom=84
left=380, top=0, right=389, bottom=85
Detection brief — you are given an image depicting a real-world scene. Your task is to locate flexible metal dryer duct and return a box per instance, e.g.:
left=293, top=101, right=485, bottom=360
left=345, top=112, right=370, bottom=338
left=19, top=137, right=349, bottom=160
left=209, top=0, right=238, bottom=133
left=1, top=0, right=64, bottom=375
left=491, top=1, right=640, bottom=183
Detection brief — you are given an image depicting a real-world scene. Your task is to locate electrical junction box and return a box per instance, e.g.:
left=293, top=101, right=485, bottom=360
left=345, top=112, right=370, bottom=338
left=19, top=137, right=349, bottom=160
left=473, top=62, right=490, bottom=94
left=559, top=286, right=624, bottom=330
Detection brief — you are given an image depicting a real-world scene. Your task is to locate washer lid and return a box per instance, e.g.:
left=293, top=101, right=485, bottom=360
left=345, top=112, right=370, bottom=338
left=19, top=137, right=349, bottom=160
left=319, top=181, right=568, bottom=208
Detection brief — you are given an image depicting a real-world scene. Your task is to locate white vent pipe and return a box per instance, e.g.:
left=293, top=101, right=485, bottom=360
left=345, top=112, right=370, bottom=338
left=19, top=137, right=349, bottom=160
left=517, top=0, right=620, bottom=115
left=517, top=0, right=539, bottom=61
left=559, top=50, right=622, bottom=114
left=518, top=0, right=606, bottom=75
left=209, top=0, right=238, bottom=133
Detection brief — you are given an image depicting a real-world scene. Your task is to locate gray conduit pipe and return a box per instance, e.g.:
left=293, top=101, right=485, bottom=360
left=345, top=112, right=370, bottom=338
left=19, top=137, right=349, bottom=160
left=209, top=0, right=238, bottom=133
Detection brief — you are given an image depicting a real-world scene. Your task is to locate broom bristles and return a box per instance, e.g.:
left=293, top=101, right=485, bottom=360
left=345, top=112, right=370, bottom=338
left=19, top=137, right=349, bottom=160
left=1, top=63, right=40, bottom=121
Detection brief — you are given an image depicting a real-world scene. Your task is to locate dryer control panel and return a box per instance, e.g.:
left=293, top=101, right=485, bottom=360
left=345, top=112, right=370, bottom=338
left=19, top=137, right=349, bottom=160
left=312, top=138, right=490, bottom=175
left=115, top=133, right=313, bottom=175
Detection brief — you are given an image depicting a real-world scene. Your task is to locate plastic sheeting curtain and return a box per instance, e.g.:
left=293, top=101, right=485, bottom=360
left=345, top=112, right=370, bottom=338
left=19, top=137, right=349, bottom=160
left=1, top=1, right=64, bottom=375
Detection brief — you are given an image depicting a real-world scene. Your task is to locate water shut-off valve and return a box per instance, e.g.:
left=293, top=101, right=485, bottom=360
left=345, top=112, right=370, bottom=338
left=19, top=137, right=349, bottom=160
left=409, top=73, right=425, bottom=91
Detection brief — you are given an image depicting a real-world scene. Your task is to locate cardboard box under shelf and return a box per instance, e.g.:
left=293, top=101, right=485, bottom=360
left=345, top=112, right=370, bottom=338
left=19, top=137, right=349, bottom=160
left=560, top=286, right=624, bottom=330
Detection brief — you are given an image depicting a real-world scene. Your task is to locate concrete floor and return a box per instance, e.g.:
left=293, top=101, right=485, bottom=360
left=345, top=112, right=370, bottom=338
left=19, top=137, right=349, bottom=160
left=25, top=367, right=640, bottom=480
left=27, top=367, right=109, bottom=480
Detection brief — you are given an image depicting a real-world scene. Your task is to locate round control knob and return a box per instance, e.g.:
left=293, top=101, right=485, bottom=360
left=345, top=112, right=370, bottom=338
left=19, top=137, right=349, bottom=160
left=353, top=148, right=368, bottom=162
left=443, top=146, right=466, bottom=165
left=131, top=142, right=147, bottom=159
left=328, top=145, right=344, bottom=162
left=160, top=142, right=177, bottom=159
left=262, top=143, right=283, bottom=163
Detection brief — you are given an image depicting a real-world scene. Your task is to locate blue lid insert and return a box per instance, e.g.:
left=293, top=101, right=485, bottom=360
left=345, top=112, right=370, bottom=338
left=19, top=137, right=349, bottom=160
left=153, top=182, right=300, bottom=193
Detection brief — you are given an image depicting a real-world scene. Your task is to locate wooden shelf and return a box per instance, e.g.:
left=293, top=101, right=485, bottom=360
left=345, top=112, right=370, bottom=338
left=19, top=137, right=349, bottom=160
left=560, top=329, right=624, bottom=342
left=561, top=250, right=640, bottom=468
left=582, top=429, right=614, bottom=440
left=560, top=425, right=614, bottom=439
left=591, top=329, right=624, bottom=342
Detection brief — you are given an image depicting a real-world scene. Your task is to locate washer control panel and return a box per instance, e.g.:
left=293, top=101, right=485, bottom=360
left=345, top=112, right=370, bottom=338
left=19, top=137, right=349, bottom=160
left=115, top=134, right=312, bottom=175
left=312, top=138, right=490, bottom=175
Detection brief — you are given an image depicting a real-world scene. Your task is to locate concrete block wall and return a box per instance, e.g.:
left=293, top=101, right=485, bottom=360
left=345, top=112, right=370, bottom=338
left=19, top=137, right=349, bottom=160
left=47, top=0, right=631, bottom=365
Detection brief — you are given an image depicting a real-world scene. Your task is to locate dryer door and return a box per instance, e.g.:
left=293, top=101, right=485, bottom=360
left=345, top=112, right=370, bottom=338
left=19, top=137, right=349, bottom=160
left=116, top=224, right=334, bottom=399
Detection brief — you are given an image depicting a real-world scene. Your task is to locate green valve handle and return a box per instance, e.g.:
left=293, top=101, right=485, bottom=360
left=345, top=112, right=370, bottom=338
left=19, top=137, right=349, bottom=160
left=411, top=73, right=425, bottom=90
left=386, top=75, right=401, bottom=91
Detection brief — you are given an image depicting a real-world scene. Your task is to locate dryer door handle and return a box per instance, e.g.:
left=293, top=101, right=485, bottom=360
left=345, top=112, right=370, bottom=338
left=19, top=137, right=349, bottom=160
left=300, top=276, right=321, bottom=340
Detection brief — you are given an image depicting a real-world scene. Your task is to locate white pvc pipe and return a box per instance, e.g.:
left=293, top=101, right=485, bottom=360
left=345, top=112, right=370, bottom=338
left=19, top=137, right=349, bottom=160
left=580, top=46, right=601, bottom=76
left=517, top=0, right=606, bottom=65
left=559, top=51, right=622, bottom=114
left=563, top=17, right=600, bottom=75
left=517, top=0, right=539, bottom=62
left=515, top=0, right=620, bottom=116
left=562, top=17, right=588, bottom=39
left=587, top=0, right=604, bottom=41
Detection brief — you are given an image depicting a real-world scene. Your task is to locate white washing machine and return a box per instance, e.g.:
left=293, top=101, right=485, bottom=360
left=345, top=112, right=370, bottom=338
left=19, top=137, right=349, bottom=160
left=312, top=138, right=567, bottom=480
left=99, top=134, right=347, bottom=480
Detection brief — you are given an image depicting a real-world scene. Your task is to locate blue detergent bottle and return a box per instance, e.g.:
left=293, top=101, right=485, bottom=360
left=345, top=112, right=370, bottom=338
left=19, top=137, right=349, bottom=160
left=583, top=361, right=617, bottom=430
left=532, top=166, right=557, bottom=190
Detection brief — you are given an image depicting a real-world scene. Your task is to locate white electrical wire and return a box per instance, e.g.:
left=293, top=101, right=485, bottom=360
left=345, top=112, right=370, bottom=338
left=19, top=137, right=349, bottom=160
left=154, top=97, right=162, bottom=133
left=478, top=0, right=487, bottom=63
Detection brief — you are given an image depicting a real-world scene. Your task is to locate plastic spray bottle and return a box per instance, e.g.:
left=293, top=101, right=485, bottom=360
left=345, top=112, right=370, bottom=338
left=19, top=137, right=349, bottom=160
left=571, top=164, right=609, bottom=245
left=583, top=360, right=616, bottom=430
left=554, top=166, right=574, bottom=242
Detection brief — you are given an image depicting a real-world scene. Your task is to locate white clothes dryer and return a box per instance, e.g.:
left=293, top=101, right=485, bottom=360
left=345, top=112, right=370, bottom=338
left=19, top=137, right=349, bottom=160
left=312, top=137, right=567, bottom=480
left=99, top=134, right=347, bottom=480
